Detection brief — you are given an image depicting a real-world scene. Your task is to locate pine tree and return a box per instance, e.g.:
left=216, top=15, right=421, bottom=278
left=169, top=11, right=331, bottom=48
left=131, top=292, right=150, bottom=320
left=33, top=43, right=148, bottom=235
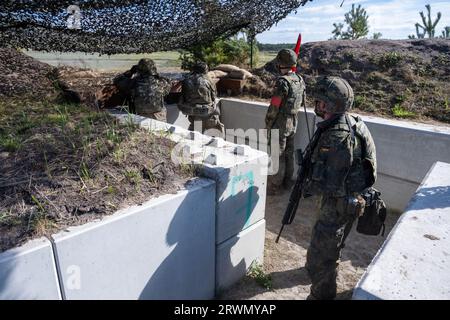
left=372, top=32, right=382, bottom=40
left=331, top=4, right=370, bottom=40
left=331, top=23, right=344, bottom=40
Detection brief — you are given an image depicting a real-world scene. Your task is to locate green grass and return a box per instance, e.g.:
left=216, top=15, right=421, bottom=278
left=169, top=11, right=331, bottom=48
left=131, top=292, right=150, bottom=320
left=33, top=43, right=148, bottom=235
left=354, top=95, right=366, bottom=108
left=25, top=49, right=277, bottom=71
left=257, top=51, right=277, bottom=68
left=0, top=135, right=21, bottom=152
left=247, top=261, right=272, bottom=290
left=124, top=169, right=141, bottom=185
left=392, top=104, right=416, bottom=118
left=377, top=52, right=403, bottom=69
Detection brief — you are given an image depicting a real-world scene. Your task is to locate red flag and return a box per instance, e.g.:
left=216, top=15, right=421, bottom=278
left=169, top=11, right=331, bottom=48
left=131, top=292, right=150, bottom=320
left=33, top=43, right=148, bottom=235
left=292, top=33, right=302, bottom=72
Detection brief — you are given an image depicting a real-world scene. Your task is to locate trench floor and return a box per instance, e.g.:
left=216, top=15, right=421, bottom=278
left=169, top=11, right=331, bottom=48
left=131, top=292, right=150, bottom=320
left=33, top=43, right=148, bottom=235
left=219, top=190, right=400, bottom=300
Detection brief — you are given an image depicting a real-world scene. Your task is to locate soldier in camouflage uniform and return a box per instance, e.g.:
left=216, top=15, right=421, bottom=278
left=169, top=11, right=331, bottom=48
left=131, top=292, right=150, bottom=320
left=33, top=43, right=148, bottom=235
left=178, top=61, right=224, bottom=136
left=304, top=76, right=377, bottom=300
left=114, top=58, right=171, bottom=121
left=265, top=49, right=306, bottom=193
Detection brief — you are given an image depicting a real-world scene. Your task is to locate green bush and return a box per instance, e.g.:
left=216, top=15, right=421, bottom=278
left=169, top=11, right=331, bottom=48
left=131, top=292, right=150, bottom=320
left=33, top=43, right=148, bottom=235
left=354, top=95, right=366, bottom=108
left=392, top=104, right=416, bottom=118
left=180, top=36, right=258, bottom=70
left=377, top=52, right=403, bottom=69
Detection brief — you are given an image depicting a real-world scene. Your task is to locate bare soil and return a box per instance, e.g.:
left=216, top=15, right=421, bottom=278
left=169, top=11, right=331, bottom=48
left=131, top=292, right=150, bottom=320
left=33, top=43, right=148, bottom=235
left=218, top=191, right=400, bottom=300
left=0, top=49, right=193, bottom=252
left=250, top=39, right=450, bottom=125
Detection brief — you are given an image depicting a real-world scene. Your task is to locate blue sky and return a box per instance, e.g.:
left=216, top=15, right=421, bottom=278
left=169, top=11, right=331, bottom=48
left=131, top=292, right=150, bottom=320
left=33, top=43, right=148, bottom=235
left=256, top=0, right=450, bottom=43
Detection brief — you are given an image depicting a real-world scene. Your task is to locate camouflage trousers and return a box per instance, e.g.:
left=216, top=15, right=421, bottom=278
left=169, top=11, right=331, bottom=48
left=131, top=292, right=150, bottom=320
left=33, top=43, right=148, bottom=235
left=188, top=115, right=225, bottom=137
left=305, top=196, right=357, bottom=300
left=268, top=114, right=297, bottom=188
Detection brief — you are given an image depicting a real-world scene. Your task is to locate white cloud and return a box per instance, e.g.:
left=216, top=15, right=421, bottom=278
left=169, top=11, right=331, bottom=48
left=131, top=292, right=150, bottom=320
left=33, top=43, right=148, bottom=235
left=256, top=0, right=450, bottom=43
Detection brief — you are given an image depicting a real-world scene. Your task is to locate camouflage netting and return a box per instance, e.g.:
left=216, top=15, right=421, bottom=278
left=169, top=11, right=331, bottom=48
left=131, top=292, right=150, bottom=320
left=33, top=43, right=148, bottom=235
left=0, top=0, right=312, bottom=54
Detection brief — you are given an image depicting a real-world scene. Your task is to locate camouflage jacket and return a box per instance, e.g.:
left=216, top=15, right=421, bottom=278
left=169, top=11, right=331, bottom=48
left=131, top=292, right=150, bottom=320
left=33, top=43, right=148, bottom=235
left=178, top=73, right=217, bottom=116
left=132, top=74, right=171, bottom=114
left=265, top=72, right=305, bottom=128
left=305, top=113, right=375, bottom=198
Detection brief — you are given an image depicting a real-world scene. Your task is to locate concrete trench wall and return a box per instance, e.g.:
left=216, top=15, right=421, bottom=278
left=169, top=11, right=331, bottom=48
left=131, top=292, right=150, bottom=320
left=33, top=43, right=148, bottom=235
left=0, top=110, right=268, bottom=299
left=217, top=98, right=450, bottom=212
left=0, top=179, right=216, bottom=300
left=0, top=238, right=62, bottom=300
left=112, top=111, right=269, bottom=293
left=353, top=161, right=450, bottom=300
left=4, top=99, right=448, bottom=299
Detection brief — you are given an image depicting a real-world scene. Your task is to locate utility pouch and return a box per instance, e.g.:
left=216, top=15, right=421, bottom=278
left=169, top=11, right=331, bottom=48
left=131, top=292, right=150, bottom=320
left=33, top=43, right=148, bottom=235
left=356, top=187, right=387, bottom=236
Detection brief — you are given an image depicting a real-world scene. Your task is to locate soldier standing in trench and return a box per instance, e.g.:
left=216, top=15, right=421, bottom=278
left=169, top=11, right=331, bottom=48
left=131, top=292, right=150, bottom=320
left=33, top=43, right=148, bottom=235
left=113, top=58, right=171, bottom=121
left=265, top=49, right=306, bottom=194
left=303, top=76, right=377, bottom=300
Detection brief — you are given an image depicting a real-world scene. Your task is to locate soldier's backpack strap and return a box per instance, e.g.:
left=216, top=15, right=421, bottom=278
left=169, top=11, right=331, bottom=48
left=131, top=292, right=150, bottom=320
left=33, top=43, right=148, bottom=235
left=279, top=73, right=302, bottom=115
left=345, top=114, right=356, bottom=143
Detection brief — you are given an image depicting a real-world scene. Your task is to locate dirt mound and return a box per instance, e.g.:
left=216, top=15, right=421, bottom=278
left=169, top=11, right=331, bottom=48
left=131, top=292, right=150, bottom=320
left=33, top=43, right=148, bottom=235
left=0, top=100, right=193, bottom=252
left=57, top=65, right=116, bottom=107
left=0, top=48, right=57, bottom=98
left=298, top=39, right=450, bottom=123
left=254, top=39, right=450, bottom=124
left=0, top=49, right=114, bottom=106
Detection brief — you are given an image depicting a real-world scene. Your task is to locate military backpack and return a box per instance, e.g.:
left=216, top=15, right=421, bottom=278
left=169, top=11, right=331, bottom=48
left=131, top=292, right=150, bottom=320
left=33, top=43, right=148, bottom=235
left=179, top=74, right=215, bottom=117
left=279, top=73, right=305, bottom=115
left=133, top=76, right=165, bottom=114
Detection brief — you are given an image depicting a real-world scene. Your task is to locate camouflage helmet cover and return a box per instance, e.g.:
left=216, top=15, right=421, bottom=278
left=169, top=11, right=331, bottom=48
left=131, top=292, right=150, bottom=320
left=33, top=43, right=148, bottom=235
left=311, top=76, right=354, bottom=113
left=276, top=49, right=297, bottom=67
left=192, top=61, right=209, bottom=74
left=137, top=58, right=157, bottom=75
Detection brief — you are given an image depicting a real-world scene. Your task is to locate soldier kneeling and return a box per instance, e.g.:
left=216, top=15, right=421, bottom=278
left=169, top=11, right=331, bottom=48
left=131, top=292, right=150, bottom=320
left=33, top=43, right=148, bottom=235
left=178, top=61, right=224, bottom=137
left=114, top=58, right=171, bottom=122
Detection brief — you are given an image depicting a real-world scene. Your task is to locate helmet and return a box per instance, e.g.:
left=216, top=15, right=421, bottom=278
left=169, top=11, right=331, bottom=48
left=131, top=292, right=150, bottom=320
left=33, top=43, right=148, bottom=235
left=192, top=61, right=209, bottom=74
left=137, top=58, right=157, bottom=75
left=311, top=76, right=354, bottom=113
left=276, top=49, right=297, bottom=67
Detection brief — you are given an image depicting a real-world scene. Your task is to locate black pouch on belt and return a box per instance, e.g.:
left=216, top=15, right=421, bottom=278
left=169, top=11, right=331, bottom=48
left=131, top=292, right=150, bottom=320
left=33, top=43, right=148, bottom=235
left=356, top=187, right=387, bottom=236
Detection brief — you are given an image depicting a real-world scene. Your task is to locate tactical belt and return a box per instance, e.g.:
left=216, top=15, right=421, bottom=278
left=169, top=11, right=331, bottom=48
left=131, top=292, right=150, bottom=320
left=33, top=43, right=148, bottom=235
left=279, top=109, right=298, bottom=115
left=179, top=103, right=214, bottom=117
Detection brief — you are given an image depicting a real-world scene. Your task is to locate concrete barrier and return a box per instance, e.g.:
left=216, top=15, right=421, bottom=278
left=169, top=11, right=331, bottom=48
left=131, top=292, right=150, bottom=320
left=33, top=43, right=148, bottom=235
left=166, top=104, right=190, bottom=129
left=52, top=178, right=216, bottom=300
left=0, top=238, right=62, bottom=300
left=111, top=111, right=268, bottom=293
left=353, top=161, right=450, bottom=300
left=220, top=98, right=450, bottom=212
left=216, top=219, right=266, bottom=292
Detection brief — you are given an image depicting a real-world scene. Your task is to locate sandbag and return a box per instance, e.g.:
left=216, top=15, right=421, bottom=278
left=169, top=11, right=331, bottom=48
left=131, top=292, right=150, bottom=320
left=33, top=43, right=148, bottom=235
left=213, top=64, right=241, bottom=73
left=208, top=70, right=228, bottom=79
left=228, top=69, right=253, bottom=80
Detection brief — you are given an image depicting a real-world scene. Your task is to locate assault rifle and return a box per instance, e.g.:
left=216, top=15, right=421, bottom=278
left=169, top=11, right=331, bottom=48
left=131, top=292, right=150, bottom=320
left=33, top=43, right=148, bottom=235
left=275, top=128, right=322, bottom=243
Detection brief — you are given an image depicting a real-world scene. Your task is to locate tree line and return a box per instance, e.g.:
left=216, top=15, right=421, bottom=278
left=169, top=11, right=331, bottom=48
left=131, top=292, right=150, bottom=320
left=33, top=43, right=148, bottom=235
left=332, top=3, right=449, bottom=40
